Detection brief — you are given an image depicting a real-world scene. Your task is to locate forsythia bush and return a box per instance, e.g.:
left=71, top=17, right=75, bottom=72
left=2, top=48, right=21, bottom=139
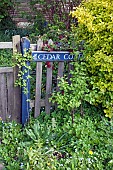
left=52, top=0, right=113, bottom=118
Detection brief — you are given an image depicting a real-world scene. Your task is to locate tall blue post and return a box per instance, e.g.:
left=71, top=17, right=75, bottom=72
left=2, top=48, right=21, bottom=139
left=21, top=36, right=30, bottom=125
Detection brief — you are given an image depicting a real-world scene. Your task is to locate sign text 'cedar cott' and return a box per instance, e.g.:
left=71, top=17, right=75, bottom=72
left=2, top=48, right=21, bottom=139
left=32, top=51, right=74, bottom=61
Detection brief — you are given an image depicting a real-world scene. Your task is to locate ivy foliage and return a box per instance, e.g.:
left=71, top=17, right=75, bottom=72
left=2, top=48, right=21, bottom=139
left=51, top=0, right=113, bottom=118
left=12, top=51, right=32, bottom=94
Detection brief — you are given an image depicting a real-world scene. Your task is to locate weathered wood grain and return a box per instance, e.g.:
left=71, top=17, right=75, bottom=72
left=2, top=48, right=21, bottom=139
left=0, top=42, right=37, bottom=50
left=0, top=74, right=7, bottom=121
left=6, top=72, right=14, bottom=121
left=68, top=61, right=74, bottom=84
left=37, top=38, right=43, bottom=51
left=0, top=67, right=13, bottom=73
left=30, top=99, right=45, bottom=109
left=13, top=35, right=21, bottom=123
left=45, top=62, right=53, bottom=114
left=0, top=42, right=12, bottom=49
left=57, top=62, right=64, bottom=91
left=35, top=62, right=42, bottom=117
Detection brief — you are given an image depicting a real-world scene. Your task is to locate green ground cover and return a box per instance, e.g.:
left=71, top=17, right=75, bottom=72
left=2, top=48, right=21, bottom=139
left=0, top=106, right=113, bottom=170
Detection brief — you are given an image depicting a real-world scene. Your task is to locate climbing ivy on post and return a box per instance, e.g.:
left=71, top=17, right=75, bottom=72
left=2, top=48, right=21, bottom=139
left=12, top=51, right=32, bottom=94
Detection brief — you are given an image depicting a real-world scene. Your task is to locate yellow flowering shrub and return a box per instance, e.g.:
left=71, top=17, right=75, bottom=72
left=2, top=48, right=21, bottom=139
left=70, top=0, right=113, bottom=118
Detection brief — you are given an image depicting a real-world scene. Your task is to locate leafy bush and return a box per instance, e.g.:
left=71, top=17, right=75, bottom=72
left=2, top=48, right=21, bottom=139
left=0, top=107, right=113, bottom=169
left=52, top=0, right=113, bottom=118
left=71, top=0, right=113, bottom=118
left=29, top=0, right=80, bottom=30
left=50, top=61, right=88, bottom=116
left=0, top=0, right=13, bottom=22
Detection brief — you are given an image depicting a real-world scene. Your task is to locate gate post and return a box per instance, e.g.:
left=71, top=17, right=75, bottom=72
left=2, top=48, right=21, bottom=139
left=21, top=36, right=30, bottom=125
left=13, top=35, right=21, bottom=123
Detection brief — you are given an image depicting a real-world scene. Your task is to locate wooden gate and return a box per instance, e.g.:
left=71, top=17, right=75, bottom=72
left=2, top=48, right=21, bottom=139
left=0, top=67, right=21, bottom=122
left=32, top=61, right=70, bottom=117
left=0, top=67, right=13, bottom=121
left=0, top=35, right=73, bottom=124
left=30, top=57, right=73, bottom=118
left=0, top=35, right=21, bottom=122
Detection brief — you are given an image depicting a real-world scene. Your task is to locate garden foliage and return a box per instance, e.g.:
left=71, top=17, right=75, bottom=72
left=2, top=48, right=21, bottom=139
left=0, top=49, right=12, bottom=66
left=51, top=0, right=113, bottom=118
left=29, top=0, right=81, bottom=30
left=0, top=109, right=113, bottom=169
left=0, top=0, right=14, bottom=22
left=72, top=0, right=113, bottom=118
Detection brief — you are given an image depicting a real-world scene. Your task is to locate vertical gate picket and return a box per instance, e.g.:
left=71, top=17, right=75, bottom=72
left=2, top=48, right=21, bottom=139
left=35, top=62, right=42, bottom=117
left=57, top=62, right=64, bottom=91
left=45, top=62, right=53, bottom=114
left=0, top=73, right=7, bottom=121
left=7, top=72, right=14, bottom=121
left=68, top=61, right=74, bottom=84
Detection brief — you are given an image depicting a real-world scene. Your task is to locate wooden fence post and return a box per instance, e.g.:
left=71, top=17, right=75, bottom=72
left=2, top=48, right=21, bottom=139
left=12, top=35, right=21, bottom=123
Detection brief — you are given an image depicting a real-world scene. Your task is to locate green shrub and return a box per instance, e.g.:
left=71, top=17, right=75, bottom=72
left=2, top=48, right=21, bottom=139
left=0, top=0, right=13, bottom=22
left=52, top=0, right=113, bottom=118
left=71, top=0, right=113, bottom=118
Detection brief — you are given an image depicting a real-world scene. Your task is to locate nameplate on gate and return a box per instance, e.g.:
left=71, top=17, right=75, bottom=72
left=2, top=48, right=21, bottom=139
left=32, top=51, right=74, bottom=61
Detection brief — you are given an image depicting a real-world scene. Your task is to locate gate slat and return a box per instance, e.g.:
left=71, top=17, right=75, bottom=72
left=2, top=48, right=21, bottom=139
left=6, top=72, right=14, bottom=121
left=35, top=62, right=42, bottom=117
left=57, top=62, right=64, bottom=91
left=45, top=62, right=53, bottom=114
left=68, top=62, right=74, bottom=84
left=0, top=74, right=7, bottom=121
left=0, top=67, right=13, bottom=73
